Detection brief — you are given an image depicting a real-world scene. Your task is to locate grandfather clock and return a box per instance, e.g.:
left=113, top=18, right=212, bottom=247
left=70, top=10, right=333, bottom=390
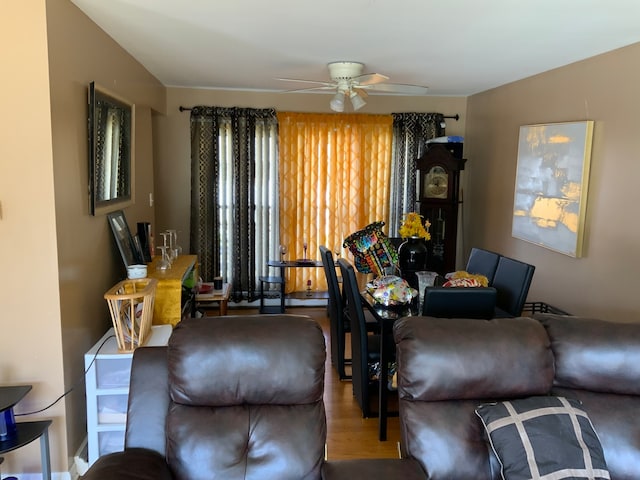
left=416, top=143, right=466, bottom=275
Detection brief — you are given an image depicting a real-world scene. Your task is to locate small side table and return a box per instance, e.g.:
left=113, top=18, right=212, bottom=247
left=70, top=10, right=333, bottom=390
left=195, top=283, right=232, bottom=316
left=0, top=386, right=52, bottom=480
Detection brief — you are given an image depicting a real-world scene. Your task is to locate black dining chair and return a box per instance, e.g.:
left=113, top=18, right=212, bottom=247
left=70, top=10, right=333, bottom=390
left=320, top=246, right=379, bottom=381
left=337, top=258, right=381, bottom=418
left=492, top=256, right=535, bottom=317
left=465, top=247, right=501, bottom=285
left=422, top=286, right=497, bottom=319
left=320, top=246, right=351, bottom=380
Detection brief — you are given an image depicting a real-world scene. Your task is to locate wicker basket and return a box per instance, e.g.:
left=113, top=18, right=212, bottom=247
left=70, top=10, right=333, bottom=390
left=104, top=278, right=158, bottom=352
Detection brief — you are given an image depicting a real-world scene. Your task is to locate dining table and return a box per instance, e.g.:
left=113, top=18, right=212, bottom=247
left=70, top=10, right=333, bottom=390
left=360, top=290, right=417, bottom=441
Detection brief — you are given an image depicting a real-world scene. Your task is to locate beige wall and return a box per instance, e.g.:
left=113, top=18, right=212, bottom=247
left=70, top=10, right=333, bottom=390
left=46, top=0, right=165, bottom=471
left=154, top=89, right=467, bottom=244
left=465, top=42, right=640, bottom=320
left=0, top=0, right=164, bottom=475
left=0, top=0, right=66, bottom=474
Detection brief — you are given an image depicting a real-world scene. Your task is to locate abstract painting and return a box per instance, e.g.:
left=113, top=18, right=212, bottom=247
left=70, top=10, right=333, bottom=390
left=512, top=121, right=594, bottom=257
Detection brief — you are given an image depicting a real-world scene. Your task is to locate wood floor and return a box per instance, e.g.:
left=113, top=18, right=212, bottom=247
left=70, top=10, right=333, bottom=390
left=223, top=305, right=401, bottom=460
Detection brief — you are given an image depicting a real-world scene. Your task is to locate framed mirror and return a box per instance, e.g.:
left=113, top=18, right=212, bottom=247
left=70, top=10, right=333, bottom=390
left=89, top=82, right=135, bottom=215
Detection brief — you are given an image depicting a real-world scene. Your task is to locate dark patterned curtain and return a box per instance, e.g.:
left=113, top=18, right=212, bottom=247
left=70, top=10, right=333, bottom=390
left=189, top=106, right=278, bottom=301
left=388, top=113, right=444, bottom=235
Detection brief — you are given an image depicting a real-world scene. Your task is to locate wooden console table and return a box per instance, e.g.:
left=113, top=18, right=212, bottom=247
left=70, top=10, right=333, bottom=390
left=147, top=254, right=198, bottom=326
left=0, top=386, right=52, bottom=480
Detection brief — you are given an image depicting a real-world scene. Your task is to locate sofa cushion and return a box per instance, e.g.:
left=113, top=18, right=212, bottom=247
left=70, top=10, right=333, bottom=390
left=168, top=315, right=325, bottom=406
left=476, top=396, right=610, bottom=480
left=80, top=448, right=174, bottom=480
left=536, top=313, right=640, bottom=395
left=553, top=387, right=640, bottom=480
left=167, top=403, right=326, bottom=480
left=394, top=316, right=554, bottom=401
left=400, top=399, right=498, bottom=480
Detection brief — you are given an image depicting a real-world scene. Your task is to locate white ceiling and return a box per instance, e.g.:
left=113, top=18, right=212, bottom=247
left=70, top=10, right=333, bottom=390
left=70, top=0, right=640, bottom=96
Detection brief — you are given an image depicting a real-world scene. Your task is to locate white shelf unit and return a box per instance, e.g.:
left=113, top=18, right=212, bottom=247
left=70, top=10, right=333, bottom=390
left=84, top=324, right=172, bottom=466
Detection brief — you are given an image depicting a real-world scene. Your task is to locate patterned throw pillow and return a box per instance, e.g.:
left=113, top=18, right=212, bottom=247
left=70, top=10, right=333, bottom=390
left=442, top=277, right=484, bottom=287
left=475, top=396, right=610, bottom=480
left=444, top=270, right=489, bottom=286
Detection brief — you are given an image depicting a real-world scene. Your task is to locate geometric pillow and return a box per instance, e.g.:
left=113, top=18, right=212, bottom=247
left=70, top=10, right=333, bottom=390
left=475, top=396, right=610, bottom=480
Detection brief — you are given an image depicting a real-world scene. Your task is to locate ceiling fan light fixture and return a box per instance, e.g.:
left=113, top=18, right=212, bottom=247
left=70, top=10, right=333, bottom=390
left=330, top=91, right=346, bottom=112
left=349, top=90, right=366, bottom=110
left=279, top=61, right=428, bottom=110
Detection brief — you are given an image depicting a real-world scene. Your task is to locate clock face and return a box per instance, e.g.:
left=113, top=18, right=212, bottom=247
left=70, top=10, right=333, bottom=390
left=424, top=166, right=448, bottom=199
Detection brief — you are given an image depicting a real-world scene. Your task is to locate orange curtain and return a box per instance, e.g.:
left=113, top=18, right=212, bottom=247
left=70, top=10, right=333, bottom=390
left=277, top=112, right=393, bottom=292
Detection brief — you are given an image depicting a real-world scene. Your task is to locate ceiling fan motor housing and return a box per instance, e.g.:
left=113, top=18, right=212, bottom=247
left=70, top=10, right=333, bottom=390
left=328, top=61, right=364, bottom=81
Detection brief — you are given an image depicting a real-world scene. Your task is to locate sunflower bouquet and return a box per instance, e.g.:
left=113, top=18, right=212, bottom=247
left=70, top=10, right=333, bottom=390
left=399, top=212, right=431, bottom=240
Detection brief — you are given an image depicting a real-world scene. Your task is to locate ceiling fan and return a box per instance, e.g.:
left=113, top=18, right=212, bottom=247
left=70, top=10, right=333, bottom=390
left=278, top=61, right=429, bottom=112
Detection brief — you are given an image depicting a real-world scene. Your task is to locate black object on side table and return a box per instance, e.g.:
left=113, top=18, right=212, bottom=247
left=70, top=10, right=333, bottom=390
left=0, top=385, right=52, bottom=480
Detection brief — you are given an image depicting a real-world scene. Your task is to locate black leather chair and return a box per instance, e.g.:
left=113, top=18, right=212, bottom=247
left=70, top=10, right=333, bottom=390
left=492, top=256, right=535, bottom=317
left=465, top=247, right=501, bottom=284
left=422, top=286, right=497, bottom=319
left=338, top=258, right=381, bottom=418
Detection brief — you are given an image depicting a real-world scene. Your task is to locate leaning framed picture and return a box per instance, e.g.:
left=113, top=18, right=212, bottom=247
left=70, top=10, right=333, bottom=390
left=107, top=210, right=140, bottom=268
left=512, top=121, right=594, bottom=257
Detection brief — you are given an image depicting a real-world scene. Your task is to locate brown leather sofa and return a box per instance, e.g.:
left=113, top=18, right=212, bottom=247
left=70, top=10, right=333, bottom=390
left=81, top=313, right=424, bottom=480
left=391, top=313, right=640, bottom=480
left=81, top=312, right=640, bottom=480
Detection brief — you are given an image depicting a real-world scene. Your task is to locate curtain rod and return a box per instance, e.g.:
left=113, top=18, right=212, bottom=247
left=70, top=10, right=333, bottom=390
left=179, top=106, right=459, bottom=121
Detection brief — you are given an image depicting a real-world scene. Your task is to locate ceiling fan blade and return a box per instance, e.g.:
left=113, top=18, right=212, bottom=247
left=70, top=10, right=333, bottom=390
left=280, top=85, right=337, bottom=93
left=358, top=82, right=429, bottom=95
left=353, top=73, right=389, bottom=86
left=277, top=78, right=335, bottom=88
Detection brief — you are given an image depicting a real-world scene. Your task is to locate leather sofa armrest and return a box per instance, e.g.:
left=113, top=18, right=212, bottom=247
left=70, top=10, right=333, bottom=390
left=126, top=347, right=170, bottom=454
left=81, top=448, right=173, bottom=480
left=322, top=458, right=425, bottom=480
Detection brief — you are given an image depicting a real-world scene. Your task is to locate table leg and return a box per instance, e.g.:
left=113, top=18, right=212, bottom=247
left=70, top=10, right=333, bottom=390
left=220, top=299, right=228, bottom=316
left=378, top=322, right=390, bottom=441
left=39, top=427, right=51, bottom=480
left=279, top=266, right=286, bottom=312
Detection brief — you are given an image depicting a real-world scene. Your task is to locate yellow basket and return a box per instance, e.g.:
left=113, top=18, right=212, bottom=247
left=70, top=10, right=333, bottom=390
left=104, top=278, right=158, bottom=352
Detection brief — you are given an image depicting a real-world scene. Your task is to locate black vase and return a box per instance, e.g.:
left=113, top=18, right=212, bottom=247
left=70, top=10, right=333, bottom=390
left=398, top=237, right=428, bottom=290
